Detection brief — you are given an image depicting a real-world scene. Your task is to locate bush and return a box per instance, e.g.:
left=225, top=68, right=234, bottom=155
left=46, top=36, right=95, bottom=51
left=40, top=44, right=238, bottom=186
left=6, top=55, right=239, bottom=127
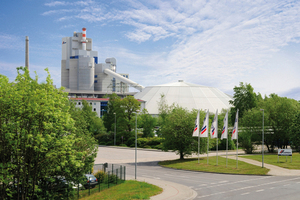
left=94, top=170, right=106, bottom=183
left=119, top=144, right=127, bottom=147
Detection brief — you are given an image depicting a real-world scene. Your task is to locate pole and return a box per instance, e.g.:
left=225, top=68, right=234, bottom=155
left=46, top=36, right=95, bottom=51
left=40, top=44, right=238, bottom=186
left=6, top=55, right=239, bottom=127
left=236, top=135, right=238, bottom=169
left=114, top=113, right=116, bottom=146
left=216, top=137, right=218, bottom=166
left=198, top=112, right=200, bottom=164
left=135, top=112, right=137, bottom=180
left=226, top=137, right=228, bottom=168
left=262, top=109, right=264, bottom=168
left=207, top=134, right=209, bottom=165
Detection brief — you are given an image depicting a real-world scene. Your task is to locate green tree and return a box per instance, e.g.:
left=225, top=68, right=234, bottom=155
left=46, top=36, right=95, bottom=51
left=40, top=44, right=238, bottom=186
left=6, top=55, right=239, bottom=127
left=0, top=68, right=97, bottom=199
left=160, top=106, right=206, bottom=159
left=290, top=109, right=300, bottom=150
left=138, top=109, right=156, bottom=137
left=261, top=94, right=299, bottom=152
left=229, top=82, right=257, bottom=124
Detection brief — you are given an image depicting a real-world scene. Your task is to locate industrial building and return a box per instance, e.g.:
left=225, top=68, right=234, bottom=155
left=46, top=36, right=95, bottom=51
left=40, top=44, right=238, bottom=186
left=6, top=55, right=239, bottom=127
left=61, top=28, right=144, bottom=98
left=61, top=28, right=232, bottom=116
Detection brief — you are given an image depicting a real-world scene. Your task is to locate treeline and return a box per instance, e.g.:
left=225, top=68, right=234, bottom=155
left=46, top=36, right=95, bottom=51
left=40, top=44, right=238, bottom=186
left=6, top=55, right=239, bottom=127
left=230, top=82, right=300, bottom=153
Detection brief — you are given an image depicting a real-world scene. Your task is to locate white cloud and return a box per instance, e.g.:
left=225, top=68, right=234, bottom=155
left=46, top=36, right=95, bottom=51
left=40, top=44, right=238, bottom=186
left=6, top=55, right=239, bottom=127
left=42, top=0, right=300, bottom=99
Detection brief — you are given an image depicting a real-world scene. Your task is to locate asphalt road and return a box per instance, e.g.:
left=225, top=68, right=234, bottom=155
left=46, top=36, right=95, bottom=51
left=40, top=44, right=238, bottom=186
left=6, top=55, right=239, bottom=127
left=96, top=146, right=300, bottom=200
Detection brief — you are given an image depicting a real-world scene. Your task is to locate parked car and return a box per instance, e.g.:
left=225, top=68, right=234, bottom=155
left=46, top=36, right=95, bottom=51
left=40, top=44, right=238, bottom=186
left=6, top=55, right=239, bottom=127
left=83, top=174, right=98, bottom=189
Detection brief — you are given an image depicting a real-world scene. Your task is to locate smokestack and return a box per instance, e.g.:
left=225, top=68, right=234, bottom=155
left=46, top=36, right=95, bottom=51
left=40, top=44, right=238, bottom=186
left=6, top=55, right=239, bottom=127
left=25, top=36, right=29, bottom=70
left=81, top=28, right=86, bottom=50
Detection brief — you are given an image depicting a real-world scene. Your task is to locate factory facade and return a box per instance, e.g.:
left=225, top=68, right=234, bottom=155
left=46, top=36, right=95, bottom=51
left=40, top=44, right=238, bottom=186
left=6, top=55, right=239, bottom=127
left=61, top=28, right=144, bottom=98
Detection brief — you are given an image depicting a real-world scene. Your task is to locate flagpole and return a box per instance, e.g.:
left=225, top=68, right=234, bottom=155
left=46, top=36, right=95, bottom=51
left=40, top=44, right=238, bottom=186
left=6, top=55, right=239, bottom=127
left=207, top=134, right=209, bottom=165
left=198, top=133, right=200, bottom=164
left=216, top=111, right=218, bottom=166
left=216, top=137, right=218, bottom=166
left=198, top=112, right=200, bottom=164
left=236, top=109, right=239, bottom=169
left=226, top=137, right=228, bottom=168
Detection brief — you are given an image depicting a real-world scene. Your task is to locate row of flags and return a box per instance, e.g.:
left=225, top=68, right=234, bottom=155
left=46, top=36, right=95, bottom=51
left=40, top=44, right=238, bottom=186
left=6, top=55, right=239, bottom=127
left=193, top=109, right=239, bottom=140
left=192, top=109, right=239, bottom=167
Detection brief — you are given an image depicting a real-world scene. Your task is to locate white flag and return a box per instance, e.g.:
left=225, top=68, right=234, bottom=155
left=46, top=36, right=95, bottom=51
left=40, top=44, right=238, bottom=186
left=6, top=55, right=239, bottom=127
left=192, top=110, right=200, bottom=137
left=231, top=110, right=239, bottom=140
left=221, top=111, right=228, bottom=140
left=200, top=110, right=209, bottom=137
left=210, top=109, right=218, bottom=138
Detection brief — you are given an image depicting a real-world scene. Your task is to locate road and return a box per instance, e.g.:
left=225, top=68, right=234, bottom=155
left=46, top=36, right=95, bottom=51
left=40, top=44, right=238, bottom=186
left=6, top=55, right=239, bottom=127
left=96, top=146, right=300, bottom=200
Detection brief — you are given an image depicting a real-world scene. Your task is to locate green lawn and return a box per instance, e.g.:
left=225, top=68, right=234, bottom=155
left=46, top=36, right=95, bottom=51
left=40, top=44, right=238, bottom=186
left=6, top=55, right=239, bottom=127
left=79, top=180, right=162, bottom=200
left=159, top=156, right=269, bottom=175
left=241, top=153, right=300, bottom=169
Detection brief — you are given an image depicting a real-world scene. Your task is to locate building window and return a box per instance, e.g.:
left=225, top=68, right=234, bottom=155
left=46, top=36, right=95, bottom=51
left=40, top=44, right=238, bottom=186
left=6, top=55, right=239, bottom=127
left=94, top=80, right=97, bottom=83
left=95, top=75, right=98, bottom=78
left=78, top=102, right=81, bottom=105
left=93, top=108, right=96, bottom=111
left=90, top=102, right=92, bottom=105
left=94, top=103, right=96, bottom=105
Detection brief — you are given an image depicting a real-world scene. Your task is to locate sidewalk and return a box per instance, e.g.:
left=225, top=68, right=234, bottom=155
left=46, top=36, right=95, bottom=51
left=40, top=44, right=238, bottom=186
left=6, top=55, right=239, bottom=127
left=127, top=176, right=197, bottom=200
left=226, top=155, right=300, bottom=176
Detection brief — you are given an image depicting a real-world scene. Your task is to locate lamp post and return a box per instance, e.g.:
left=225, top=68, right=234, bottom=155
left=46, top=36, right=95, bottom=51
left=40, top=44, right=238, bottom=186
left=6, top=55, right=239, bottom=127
left=114, top=112, right=116, bottom=146
left=135, top=110, right=139, bottom=180
left=260, top=109, right=264, bottom=168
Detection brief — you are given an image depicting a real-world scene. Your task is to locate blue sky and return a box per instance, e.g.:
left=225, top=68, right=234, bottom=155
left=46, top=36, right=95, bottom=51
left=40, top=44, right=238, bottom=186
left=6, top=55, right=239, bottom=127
left=1, top=0, right=300, bottom=100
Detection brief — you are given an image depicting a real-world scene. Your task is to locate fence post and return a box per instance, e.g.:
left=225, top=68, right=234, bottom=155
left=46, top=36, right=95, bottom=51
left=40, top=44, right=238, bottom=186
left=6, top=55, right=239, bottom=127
left=116, top=169, right=118, bottom=185
left=112, top=164, right=114, bottom=177
left=108, top=171, right=110, bottom=188
left=120, top=165, right=122, bottom=180
left=99, top=177, right=100, bottom=192
left=89, top=177, right=91, bottom=196
left=124, top=166, right=126, bottom=180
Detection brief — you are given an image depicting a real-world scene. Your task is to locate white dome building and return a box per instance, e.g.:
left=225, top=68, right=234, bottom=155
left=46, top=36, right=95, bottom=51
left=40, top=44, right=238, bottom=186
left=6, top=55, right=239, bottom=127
left=134, top=80, right=232, bottom=115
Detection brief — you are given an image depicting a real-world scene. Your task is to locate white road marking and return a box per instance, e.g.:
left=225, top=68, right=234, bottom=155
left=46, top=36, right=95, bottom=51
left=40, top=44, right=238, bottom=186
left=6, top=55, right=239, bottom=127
left=270, top=187, right=275, bottom=189
left=241, top=192, right=249, bottom=195
left=197, top=177, right=300, bottom=199
left=283, top=184, right=290, bottom=186
left=256, top=189, right=264, bottom=192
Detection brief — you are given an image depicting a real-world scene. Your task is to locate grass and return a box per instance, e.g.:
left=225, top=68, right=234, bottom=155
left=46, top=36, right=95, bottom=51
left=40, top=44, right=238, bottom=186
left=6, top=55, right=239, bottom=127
left=159, top=156, right=269, bottom=175
left=79, top=180, right=162, bottom=200
left=241, top=153, right=300, bottom=169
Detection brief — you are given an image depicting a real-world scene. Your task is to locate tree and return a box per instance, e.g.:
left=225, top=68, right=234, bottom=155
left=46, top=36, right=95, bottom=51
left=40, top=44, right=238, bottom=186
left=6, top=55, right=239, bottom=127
left=289, top=109, right=300, bottom=150
left=160, top=106, right=206, bottom=159
left=0, top=68, right=97, bottom=199
left=138, top=109, right=156, bottom=137
left=229, top=82, right=257, bottom=124
left=261, top=94, right=299, bottom=152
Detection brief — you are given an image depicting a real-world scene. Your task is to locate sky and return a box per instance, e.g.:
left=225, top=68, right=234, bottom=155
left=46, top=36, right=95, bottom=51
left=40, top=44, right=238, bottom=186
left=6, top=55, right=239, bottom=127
left=1, top=0, right=300, bottom=100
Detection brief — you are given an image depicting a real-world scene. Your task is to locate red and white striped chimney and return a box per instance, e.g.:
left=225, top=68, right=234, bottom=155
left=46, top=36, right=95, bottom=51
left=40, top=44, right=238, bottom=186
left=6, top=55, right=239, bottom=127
left=81, top=27, right=87, bottom=50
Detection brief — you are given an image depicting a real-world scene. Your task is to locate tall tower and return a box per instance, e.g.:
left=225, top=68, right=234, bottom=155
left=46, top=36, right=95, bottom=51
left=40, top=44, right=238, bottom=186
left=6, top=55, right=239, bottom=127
left=61, top=28, right=97, bottom=92
left=25, top=36, right=29, bottom=70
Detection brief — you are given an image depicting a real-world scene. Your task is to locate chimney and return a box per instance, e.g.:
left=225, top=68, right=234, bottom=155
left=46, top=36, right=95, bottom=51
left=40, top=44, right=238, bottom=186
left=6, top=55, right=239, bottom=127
left=81, top=27, right=87, bottom=50
left=25, top=36, right=29, bottom=70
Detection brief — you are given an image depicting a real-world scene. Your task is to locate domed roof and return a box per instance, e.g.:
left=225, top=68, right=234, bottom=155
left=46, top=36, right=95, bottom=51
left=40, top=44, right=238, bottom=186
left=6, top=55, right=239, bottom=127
left=134, top=80, right=232, bottom=115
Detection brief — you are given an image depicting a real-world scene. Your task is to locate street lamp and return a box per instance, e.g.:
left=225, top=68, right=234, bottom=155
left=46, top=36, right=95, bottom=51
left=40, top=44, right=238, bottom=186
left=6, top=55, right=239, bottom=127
left=135, top=110, right=139, bottom=180
left=260, top=109, right=264, bottom=168
left=114, top=113, right=116, bottom=146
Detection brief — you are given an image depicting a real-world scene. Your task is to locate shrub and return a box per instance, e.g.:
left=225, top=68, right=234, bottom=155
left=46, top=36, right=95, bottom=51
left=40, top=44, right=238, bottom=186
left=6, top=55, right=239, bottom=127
left=94, top=170, right=106, bottom=183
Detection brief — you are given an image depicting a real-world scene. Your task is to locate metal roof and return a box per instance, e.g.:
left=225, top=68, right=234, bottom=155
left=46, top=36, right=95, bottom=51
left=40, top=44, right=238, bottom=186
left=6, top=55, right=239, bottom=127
left=134, top=80, right=232, bottom=115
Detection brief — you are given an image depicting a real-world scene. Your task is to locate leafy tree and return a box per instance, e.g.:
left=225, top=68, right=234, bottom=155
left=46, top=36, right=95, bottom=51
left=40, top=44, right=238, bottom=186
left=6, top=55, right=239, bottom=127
left=229, top=82, right=257, bottom=123
left=0, top=68, right=97, bottom=199
left=290, top=109, right=300, bottom=150
left=138, top=109, right=156, bottom=137
left=160, top=106, right=206, bottom=159
left=261, top=94, right=299, bottom=152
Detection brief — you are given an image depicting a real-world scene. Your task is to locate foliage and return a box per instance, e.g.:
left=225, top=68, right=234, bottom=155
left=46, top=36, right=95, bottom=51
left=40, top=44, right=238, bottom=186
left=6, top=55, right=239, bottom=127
left=0, top=68, right=97, bottom=199
left=137, top=137, right=164, bottom=148
left=289, top=110, right=300, bottom=150
left=94, top=170, right=106, bottom=183
left=160, top=106, right=206, bottom=159
left=229, top=82, right=257, bottom=124
left=102, top=94, right=141, bottom=145
left=138, top=109, right=156, bottom=137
